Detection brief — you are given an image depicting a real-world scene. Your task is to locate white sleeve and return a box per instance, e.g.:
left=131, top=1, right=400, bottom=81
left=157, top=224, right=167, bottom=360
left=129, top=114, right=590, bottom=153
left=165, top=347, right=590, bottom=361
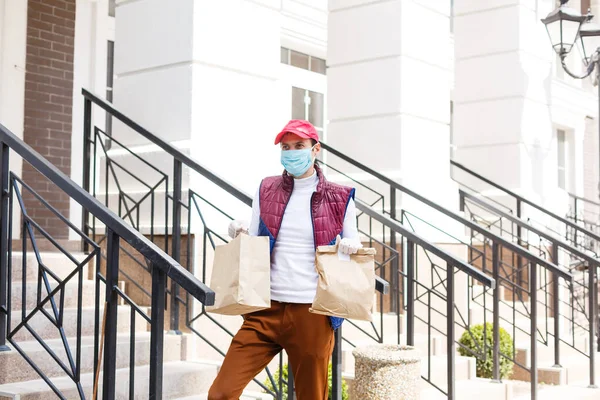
left=342, top=198, right=359, bottom=241
left=248, top=186, right=261, bottom=236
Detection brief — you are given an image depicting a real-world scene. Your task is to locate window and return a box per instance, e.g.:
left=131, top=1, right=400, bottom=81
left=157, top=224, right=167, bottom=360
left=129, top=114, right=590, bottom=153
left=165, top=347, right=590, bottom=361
left=281, top=47, right=326, bottom=75
left=292, top=87, right=324, bottom=133
left=105, top=40, right=115, bottom=146
left=109, top=0, right=116, bottom=17
left=450, top=0, right=454, bottom=33
left=557, top=129, right=567, bottom=190
left=290, top=50, right=309, bottom=70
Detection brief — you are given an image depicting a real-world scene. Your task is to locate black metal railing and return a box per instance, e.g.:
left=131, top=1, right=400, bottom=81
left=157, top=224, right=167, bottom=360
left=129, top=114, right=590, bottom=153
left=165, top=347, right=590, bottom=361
left=356, top=200, right=495, bottom=397
left=80, top=89, right=501, bottom=399
left=568, top=193, right=600, bottom=253
left=0, top=122, right=214, bottom=399
left=460, top=189, right=599, bottom=383
left=320, top=142, right=574, bottom=400
left=451, top=160, right=600, bottom=256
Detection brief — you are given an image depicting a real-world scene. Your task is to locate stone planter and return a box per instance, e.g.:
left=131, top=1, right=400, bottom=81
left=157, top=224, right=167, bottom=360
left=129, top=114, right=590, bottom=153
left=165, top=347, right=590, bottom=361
left=353, top=344, right=421, bottom=400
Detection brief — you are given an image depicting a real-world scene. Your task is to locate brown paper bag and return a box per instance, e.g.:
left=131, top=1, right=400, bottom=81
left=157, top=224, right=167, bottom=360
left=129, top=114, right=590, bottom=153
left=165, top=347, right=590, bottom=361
left=206, top=233, right=271, bottom=315
left=309, top=244, right=376, bottom=321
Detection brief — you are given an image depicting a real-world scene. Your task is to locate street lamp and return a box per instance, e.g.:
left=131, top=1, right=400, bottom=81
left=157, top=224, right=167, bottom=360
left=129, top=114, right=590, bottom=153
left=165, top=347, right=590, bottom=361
left=542, top=0, right=600, bottom=364
left=542, top=0, right=600, bottom=199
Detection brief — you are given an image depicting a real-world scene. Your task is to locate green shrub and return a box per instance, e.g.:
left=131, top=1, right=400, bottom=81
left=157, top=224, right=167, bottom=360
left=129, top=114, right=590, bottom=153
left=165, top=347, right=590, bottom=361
left=263, top=363, right=349, bottom=400
left=458, top=322, right=514, bottom=379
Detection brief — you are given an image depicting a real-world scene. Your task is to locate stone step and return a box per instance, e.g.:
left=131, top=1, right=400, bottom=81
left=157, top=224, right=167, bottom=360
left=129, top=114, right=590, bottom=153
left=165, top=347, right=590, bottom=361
left=513, top=382, right=600, bottom=400
left=512, top=342, right=600, bottom=386
left=10, top=280, right=97, bottom=310
left=0, top=360, right=217, bottom=400
left=0, top=332, right=185, bottom=385
left=9, top=305, right=148, bottom=342
left=181, top=391, right=272, bottom=400
left=420, top=378, right=512, bottom=400
left=11, top=252, right=90, bottom=283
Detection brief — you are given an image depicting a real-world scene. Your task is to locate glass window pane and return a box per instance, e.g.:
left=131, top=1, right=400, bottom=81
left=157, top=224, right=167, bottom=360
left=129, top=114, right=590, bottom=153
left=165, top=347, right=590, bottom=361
left=308, top=91, right=324, bottom=128
left=292, top=87, right=306, bottom=120
left=310, top=57, right=326, bottom=74
left=109, top=0, right=116, bottom=17
left=280, top=47, right=289, bottom=64
left=290, top=50, right=309, bottom=70
left=557, top=129, right=566, bottom=189
left=557, top=129, right=566, bottom=168
left=558, top=168, right=566, bottom=190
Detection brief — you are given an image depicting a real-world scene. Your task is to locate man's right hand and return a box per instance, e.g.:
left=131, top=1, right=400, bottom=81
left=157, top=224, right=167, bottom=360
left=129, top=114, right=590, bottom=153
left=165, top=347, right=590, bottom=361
left=228, top=220, right=249, bottom=239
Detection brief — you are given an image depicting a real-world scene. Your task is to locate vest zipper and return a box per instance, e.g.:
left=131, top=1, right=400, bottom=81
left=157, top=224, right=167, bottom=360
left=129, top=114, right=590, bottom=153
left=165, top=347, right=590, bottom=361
left=310, top=191, right=317, bottom=249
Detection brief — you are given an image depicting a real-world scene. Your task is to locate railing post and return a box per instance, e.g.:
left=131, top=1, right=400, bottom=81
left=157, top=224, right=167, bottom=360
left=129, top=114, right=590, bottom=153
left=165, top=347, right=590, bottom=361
left=287, top=363, right=295, bottom=400
left=406, top=239, right=415, bottom=346
left=103, top=229, right=120, bottom=400
left=331, top=326, right=342, bottom=400
left=530, top=263, right=538, bottom=400
left=390, top=188, right=399, bottom=313
left=492, top=242, right=501, bottom=382
left=150, top=264, right=166, bottom=399
left=551, top=244, right=560, bottom=367
left=0, top=143, right=10, bottom=351
left=516, top=198, right=523, bottom=298
left=170, top=159, right=183, bottom=333
left=589, top=263, right=597, bottom=388
left=82, top=97, right=92, bottom=254
left=447, top=262, right=455, bottom=400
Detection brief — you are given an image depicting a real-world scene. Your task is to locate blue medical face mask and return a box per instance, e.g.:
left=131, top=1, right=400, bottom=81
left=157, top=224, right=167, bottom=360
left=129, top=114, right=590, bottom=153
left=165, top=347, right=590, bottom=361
left=281, top=145, right=316, bottom=177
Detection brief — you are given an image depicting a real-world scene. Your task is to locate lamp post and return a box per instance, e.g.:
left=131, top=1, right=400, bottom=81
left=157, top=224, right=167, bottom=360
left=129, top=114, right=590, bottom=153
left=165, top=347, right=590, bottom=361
left=541, top=0, right=600, bottom=367
left=542, top=0, right=598, bottom=200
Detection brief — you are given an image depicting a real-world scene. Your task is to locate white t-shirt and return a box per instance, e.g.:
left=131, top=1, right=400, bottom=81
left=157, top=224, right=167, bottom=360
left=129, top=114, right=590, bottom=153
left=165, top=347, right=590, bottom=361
left=248, top=171, right=359, bottom=303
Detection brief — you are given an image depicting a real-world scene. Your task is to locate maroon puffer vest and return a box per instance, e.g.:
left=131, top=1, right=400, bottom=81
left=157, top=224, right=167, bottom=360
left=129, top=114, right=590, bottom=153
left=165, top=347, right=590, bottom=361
left=257, top=164, right=355, bottom=251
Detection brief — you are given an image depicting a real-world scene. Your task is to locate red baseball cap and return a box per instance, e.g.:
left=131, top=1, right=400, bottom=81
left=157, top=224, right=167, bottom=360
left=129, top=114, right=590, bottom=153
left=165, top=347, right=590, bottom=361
left=274, top=119, right=320, bottom=145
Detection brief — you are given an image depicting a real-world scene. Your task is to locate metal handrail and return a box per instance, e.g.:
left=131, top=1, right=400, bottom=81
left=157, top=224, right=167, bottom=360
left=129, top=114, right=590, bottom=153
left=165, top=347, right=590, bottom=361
left=460, top=190, right=599, bottom=266
left=323, top=143, right=572, bottom=282
left=80, top=89, right=504, bottom=399
left=569, top=193, right=600, bottom=207
left=355, top=200, right=495, bottom=288
left=0, top=122, right=215, bottom=306
left=82, top=89, right=394, bottom=296
left=451, top=160, right=600, bottom=244
left=82, top=89, right=251, bottom=207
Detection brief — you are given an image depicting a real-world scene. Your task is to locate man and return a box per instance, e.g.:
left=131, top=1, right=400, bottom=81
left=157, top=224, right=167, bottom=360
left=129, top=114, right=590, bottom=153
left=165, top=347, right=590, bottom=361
left=208, top=119, right=362, bottom=400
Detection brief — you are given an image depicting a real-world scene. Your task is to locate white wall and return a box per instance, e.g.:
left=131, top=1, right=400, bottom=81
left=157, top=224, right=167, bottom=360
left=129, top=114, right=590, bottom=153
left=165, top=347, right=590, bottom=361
left=69, top=0, right=111, bottom=239
left=281, top=0, right=327, bottom=59
left=327, top=0, right=462, bottom=241
left=453, top=0, right=596, bottom=219
left=0, top=0, right=27, bottom=237
left=111, top=0, right=283, bottom=230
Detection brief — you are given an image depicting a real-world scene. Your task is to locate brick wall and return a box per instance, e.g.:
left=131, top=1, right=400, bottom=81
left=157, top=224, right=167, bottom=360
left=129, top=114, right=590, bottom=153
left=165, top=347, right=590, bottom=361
left=22, top=0, right=76, bottom=239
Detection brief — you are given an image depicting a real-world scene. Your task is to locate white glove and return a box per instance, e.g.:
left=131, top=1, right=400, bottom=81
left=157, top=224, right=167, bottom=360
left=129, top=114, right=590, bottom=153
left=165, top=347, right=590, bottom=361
left=228, top=220, right=249, bottom=239
left=336, top=235, right=362, bottom=255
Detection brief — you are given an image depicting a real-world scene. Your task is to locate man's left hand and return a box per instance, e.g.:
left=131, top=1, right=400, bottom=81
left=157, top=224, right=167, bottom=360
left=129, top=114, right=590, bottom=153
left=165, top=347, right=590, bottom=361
left=337, top=235, right=363, bottom=255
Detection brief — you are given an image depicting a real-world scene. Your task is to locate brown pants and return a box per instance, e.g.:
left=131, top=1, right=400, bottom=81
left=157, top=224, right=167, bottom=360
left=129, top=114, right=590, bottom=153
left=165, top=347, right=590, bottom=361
left=207, top=301, right=335, bottom=400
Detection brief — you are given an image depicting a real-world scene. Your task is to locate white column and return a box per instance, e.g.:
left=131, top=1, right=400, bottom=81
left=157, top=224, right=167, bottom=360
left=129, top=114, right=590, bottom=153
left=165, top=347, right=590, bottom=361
left=69, top=0, right=110, bottom=239
left=0, top=0, right=27, bottom=238
left=327, top=0, right=459, bottom=236
left=454, top=0, right=596, bottom=216
left=113, top=0, right=281, bottom=202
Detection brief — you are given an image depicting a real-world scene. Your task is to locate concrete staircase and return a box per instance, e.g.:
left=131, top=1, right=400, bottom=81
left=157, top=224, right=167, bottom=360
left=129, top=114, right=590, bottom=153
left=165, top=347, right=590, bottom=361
left=1, top=247, right=598, bottom=400
left=0, top=251, right=224, bottom=399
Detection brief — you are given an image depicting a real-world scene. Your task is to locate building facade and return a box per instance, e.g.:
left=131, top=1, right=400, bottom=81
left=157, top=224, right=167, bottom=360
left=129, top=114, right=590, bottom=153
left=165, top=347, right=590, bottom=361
left=0, top=0, right=598, bottom=235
